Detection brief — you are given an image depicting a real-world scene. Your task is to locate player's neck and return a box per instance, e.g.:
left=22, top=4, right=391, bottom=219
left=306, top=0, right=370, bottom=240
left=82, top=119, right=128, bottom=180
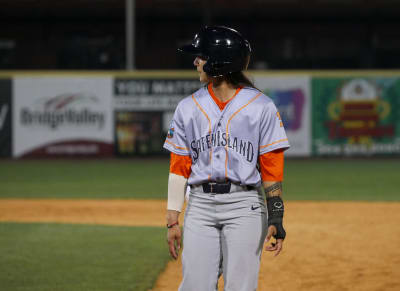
left=210, top=81, right=237, bottom=103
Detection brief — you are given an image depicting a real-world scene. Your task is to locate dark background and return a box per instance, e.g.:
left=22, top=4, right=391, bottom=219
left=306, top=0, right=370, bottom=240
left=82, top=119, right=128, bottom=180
left=1, top=0, right=399, bottom=70
left=0, top=79, right=12, bottom=157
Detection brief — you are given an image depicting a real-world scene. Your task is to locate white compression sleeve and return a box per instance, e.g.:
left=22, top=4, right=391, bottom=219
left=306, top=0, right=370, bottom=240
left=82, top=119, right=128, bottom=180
left=167, top=173, right=187, bottom=212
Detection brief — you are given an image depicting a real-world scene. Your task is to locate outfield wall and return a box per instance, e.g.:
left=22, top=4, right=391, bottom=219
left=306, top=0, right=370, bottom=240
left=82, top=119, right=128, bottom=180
left=0, top=70, right=399, bottom=158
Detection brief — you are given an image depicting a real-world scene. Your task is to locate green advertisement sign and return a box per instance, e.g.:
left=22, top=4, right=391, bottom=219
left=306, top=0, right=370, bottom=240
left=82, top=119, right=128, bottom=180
left=312, top=77, right=400, bottom=156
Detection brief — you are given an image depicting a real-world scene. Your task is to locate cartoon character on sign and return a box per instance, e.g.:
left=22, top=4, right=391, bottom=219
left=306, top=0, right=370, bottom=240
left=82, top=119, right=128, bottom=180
left=116, top=112, right=136, bottom=153
left=268, top=88, right=305, bottom=131
left=327, top=79, right=393, bottom=144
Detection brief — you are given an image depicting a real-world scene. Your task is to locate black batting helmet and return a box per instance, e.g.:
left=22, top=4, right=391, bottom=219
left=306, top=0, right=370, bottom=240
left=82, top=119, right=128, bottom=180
left=178, top=26, right=251, bottom=77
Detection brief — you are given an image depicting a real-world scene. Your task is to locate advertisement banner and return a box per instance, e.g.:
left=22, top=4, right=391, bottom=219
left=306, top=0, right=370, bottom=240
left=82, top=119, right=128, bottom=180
left=13, top=77, right=113, bottom=157
left=254, top=76, right=311, bottom=156
left=113, top=78, right=200, bottom=155
left=312, top=77, right=400, bottom=156
left=115, top=111, right=163, bottom=156
left=0, top=79, right=12, bottom=157
left=114, top=78, right=201, bottom=111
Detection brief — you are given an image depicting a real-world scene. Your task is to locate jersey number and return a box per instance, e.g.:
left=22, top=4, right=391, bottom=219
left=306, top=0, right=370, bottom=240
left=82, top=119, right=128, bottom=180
left=277, top=112, right=283, bottom=127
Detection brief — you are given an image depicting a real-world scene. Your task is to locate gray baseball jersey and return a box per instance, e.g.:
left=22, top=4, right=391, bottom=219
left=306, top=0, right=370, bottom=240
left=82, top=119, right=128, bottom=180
left=163, top=86, right=290, bottom=186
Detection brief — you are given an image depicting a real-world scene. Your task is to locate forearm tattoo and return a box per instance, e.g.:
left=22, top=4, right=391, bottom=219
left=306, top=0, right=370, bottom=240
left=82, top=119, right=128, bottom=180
left=264, top=182, right=282, bottom=197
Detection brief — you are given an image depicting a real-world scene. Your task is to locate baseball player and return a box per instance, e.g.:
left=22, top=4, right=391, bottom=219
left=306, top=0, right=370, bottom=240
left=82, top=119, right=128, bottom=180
left=164, top=26, right=290, bottom=291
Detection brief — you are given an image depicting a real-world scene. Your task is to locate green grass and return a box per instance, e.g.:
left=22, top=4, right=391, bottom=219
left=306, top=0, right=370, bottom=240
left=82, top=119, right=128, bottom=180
left=283, top=158, right=400, bottom=201
left=0, top=158, right=399, bottom=201
left=0, top=222, right=170, bottom=291
left=0, top=159, right=169, bottom=199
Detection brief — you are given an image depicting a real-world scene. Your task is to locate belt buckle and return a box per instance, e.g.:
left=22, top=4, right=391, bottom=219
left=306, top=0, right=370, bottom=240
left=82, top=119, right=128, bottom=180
left=209, top=182, right=217, bottom=193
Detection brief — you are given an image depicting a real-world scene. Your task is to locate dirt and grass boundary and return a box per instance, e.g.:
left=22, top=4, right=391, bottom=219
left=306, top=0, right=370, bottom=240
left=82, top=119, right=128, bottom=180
left=1, top=199, right=399, bottom=291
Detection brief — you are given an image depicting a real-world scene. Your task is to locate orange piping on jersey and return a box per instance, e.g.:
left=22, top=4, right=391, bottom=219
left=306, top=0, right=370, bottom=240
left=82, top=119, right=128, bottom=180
left=224, top=92, right=262, bottom=179
left=170, top=152, right=192, bottom=179
left=260, top=138, right=289, bottom=149
left=165, top=139, right=189, bottom=151
left=191, top=94, right=212, bottom=180
left=208, top=83, right=242, bottom=111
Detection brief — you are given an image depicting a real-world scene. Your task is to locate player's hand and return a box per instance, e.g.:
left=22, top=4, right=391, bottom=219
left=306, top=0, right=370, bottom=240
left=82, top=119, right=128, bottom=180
left=265, top=225, right=283, bottom=256
left=167, top=225, right=181, bottom=260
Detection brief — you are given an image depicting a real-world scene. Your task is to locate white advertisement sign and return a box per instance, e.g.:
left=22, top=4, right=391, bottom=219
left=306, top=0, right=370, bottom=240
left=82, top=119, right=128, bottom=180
left=113, top=78, right=200, bottom=111
left=254, top=75, right=311, bottom=156
left=13, top=77, right=113, bottom=157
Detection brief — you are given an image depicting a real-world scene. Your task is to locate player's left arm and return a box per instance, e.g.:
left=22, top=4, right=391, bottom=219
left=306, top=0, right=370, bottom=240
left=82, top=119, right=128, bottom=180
left=259, top=149, right=286, bottom=256
left=258, top=101, right=290, bottom=256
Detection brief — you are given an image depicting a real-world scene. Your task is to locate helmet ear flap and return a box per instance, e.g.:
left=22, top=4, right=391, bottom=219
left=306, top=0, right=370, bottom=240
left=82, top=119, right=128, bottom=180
left=203, top=62, right=212, bottom=75
left=204, top=58, right=250, bottom=77
left=203, top=61, right=228, bottom=77
left=203, top=60, right=221, bottom=77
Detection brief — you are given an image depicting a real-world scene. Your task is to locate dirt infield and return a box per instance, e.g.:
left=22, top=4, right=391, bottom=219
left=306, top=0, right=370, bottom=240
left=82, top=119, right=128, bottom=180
left=1, top=199, right=399, bottom=291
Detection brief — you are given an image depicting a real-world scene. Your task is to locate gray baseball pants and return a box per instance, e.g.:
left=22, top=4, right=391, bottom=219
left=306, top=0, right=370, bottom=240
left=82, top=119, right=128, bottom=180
left=178, top=185, right=267, bottom=291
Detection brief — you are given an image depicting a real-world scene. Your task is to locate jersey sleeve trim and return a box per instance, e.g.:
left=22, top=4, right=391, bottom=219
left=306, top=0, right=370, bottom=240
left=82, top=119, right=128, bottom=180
left=260, top=138, right=289, bottom=150
left=192, top=94, right=213, bottom=181
left=165, top=139, right=189, bottom=151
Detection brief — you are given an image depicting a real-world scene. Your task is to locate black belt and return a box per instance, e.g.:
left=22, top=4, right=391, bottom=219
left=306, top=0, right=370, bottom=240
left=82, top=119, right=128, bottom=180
left=201, top=181, right=255, bottom=194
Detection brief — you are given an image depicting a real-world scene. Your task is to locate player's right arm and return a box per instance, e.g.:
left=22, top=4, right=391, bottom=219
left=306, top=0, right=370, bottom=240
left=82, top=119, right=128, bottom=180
left=166, top=152, right=192, bottom=259
left=163, top=99, right=192, bottom=259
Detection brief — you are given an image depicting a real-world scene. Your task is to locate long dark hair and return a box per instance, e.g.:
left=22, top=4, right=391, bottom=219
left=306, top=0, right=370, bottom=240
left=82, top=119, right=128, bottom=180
left=212, top=71, right=258, bottom=90
left=224, top=71, right=257, bottom=89
left=212, top=55, right=258, bottom=89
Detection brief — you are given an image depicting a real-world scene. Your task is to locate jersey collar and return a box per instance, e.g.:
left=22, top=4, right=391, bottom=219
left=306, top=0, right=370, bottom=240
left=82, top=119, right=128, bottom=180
left=207, top=83, right=242, bottom=111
